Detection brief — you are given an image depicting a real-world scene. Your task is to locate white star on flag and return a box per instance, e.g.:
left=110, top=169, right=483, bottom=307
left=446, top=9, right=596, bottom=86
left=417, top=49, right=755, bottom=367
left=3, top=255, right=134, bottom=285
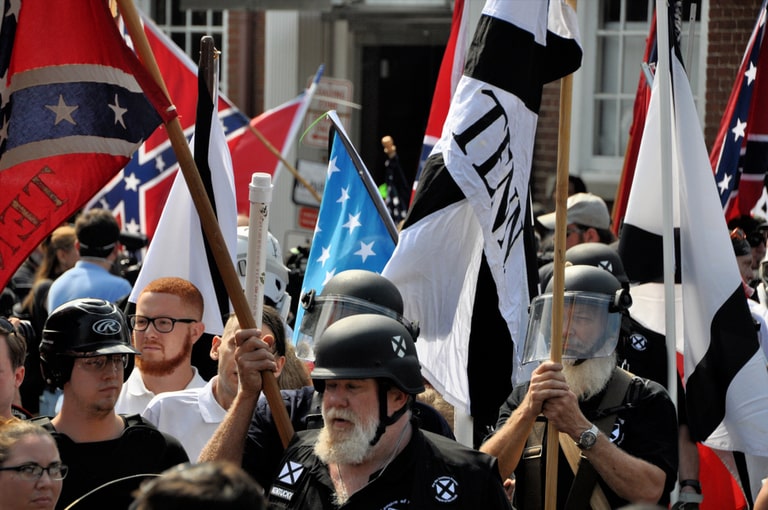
left=731, top=118, right=747, bottom=141
left=355, top=240, right=376, bottom=262
left=124, top=172, right=141, bottom=192
left=109, top=94, right=128, bottom=128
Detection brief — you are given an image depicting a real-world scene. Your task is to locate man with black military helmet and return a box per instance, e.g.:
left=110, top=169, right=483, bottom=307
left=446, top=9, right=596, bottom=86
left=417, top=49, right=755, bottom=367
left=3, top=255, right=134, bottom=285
left=199, top=270, right=454, bottom=491
left=267, top=313, right=511, bottom=509
left=37, top=298, right=188, bottom=509
left=481, top=265, right=678, bottom=509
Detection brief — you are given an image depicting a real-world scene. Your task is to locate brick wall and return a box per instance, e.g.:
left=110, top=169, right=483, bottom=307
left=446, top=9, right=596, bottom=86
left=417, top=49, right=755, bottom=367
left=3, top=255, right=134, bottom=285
left=225, top=10, right=265, bottom=117
left=704, top=0, right=762, bottom=147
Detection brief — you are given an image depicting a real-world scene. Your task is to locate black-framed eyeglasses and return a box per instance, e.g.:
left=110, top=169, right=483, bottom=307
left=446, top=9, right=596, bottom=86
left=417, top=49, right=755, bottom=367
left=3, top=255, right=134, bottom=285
left=128, top=315, right=198, bottom=333
left=75, top=354, right=129, bottom=372
left=0, top=462, right=68, bottom=481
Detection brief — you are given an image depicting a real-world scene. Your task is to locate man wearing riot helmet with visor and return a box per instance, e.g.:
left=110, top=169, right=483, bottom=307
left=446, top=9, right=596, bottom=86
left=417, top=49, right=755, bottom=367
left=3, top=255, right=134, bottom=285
left=481, top=265, right=678, bottom=509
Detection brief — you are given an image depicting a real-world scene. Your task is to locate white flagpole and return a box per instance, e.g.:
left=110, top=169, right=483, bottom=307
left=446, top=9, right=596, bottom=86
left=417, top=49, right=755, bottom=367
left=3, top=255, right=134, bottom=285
left=656, top=0, right=679, bottom=502
left=245, top=173, right=274, bottom=329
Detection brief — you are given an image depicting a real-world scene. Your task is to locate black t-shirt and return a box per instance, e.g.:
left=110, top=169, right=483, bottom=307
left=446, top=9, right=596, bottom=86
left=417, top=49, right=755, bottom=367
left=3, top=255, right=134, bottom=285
left=267, top=427, right=511, bottom=509
left=41, top=415, right=189, bottom=510
left=492, top=369, right=678, bottom=509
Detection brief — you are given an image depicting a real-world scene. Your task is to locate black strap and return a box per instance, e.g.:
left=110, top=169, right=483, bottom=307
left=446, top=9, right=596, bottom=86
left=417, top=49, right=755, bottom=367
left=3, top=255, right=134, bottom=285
left=564, top=457, right=600, bottom=509
left=518, top=417, right=548, bottom=509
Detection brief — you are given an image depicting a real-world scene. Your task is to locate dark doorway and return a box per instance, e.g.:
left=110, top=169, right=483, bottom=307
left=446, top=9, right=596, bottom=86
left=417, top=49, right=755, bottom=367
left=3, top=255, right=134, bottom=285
left=360, top=45, right=444, bottom=199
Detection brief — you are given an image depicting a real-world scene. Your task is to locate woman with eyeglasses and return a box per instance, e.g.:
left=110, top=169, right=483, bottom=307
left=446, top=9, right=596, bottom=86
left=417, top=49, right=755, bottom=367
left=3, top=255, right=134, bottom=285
left=0, top=417, right=66, bottom=509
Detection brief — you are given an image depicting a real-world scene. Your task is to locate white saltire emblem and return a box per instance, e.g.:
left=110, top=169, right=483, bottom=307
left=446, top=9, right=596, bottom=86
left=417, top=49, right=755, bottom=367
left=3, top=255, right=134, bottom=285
left=630, top=333, right=648, bottom=351
left=278, top=461, right=304, bottom=485
left=598, top=259, right=614, bottom=273
left=391, top=335, right=406, bottom=358
left=432, top=476, right=458, bottom=502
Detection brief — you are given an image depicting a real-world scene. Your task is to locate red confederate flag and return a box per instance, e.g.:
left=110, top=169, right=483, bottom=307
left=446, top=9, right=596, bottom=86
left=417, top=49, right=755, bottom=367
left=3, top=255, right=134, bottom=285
left=0, top=0, right=175, bottom=291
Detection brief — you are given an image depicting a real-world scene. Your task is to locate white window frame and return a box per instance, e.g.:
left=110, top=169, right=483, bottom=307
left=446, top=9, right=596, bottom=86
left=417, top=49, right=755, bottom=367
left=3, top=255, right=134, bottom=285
left=569, top=0, right=708, bottom=198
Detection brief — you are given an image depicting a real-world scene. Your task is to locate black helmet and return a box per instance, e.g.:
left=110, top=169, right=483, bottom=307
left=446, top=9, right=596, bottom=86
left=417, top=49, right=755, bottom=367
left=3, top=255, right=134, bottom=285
left=296, top=270, right=418, bottom=361
left=565, top=242, right=629, bottom=286
left=524, top=265, right=631, bottom=364
left=40, top=298, right=138, bottom=388
left=311, top=314, right=425, bottom=395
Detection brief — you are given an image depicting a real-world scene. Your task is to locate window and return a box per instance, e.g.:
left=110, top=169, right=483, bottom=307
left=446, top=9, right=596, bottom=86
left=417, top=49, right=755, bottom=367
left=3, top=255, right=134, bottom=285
left=571, top=0, right=705, bottom=193
left=140, top=0, right=229, bottom=94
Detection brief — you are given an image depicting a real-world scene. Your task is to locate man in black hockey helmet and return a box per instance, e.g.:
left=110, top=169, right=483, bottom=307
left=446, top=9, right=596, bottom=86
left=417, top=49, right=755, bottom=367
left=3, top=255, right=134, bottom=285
left=37, top=298, right=187, bottom=509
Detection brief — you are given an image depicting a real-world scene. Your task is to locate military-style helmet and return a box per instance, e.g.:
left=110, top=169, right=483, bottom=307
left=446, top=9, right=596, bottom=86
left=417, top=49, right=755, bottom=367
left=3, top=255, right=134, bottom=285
left=295, top=270, right=419, bottom=361
left=311, top=313, right=425, bottom=395
left=523, top=265, right=632, bottom=364
left=40, top=298, right=138, bottom=388
left=236, top=226, right=291, bottom=319
left=565, top=242, right=629, bottom=287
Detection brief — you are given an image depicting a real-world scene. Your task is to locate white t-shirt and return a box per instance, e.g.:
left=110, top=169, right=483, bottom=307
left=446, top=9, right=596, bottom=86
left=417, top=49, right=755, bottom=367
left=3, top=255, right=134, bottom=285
left=115, top=366, right=207, bottom=415
left=141, top=377, right=226, bottom=461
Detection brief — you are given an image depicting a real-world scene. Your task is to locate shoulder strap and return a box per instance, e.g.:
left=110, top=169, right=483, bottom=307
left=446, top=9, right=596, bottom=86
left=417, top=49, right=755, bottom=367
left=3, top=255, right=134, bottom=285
left=121, top=413, right=148, bottom=428
left=305, top=391, right=324, bottom=430
left=31, top=415, right=55, bottom=432
left=594, top=368, right=633, bottom=433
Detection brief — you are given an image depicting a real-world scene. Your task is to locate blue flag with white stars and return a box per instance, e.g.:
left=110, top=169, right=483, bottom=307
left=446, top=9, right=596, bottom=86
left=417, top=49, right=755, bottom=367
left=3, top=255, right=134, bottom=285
left=292, top=111, right=398, bottom=357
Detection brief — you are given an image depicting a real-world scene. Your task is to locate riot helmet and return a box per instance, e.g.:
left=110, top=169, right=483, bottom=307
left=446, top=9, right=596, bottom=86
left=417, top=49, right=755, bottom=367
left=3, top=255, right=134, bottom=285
left=523, top=265, right=631, bottom=364
left=295, top=269, right=418, bottom=361
left=311, top=313, right=424, bottom=445
left=236, top=226, right=291, bottom=319
left=40, top=298, right=138, bottom=388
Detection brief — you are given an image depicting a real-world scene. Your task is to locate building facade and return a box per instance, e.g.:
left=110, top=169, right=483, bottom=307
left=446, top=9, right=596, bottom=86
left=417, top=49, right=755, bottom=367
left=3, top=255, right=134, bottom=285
left=140, top=0, right=762, bottom=247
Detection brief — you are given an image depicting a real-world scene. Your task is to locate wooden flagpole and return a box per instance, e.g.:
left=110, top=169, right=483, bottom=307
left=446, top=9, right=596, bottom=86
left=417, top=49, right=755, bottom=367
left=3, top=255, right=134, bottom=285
left=115, top=0, right=295, bottom=449
left=545, top=1, right=577, bottom=508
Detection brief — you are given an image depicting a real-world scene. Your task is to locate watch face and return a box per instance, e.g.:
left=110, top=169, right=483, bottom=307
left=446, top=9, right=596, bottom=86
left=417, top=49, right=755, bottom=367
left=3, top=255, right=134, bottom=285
left=578, top=428, right=598, bottom=449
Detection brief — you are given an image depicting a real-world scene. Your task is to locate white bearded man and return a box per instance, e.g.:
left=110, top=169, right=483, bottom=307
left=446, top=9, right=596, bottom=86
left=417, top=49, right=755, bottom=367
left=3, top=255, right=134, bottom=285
left=266, top=313, right=512, bottom=509
left=481, top=265, right=679, bottom=509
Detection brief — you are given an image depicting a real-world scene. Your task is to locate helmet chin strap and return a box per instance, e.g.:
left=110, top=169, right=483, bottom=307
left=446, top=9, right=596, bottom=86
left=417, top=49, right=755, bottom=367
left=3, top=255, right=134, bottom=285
left=369, top=383, right=410, bottom=446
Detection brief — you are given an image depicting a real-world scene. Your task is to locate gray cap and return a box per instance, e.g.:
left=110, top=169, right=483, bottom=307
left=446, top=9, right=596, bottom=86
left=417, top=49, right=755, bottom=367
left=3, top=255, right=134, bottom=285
left=537, top=192, right=610, bottom=230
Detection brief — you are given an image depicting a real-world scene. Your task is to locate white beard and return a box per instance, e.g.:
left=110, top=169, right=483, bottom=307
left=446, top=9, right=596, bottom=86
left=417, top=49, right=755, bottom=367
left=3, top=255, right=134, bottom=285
left=562, top=353, right=616, bottom=400
left=314, top=407, right=378, bottom=466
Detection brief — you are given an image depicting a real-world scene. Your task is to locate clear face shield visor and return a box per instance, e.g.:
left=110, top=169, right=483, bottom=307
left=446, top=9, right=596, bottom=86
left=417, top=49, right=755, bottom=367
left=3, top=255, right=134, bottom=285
left=295, top=293, right=419, bottom=362
left=522, top=292, right=622, bottom=364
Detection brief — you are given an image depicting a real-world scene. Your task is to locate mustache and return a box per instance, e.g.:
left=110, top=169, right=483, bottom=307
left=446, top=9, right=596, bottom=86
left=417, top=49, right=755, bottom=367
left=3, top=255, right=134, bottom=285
left=323, top=407, right=359, bottom=423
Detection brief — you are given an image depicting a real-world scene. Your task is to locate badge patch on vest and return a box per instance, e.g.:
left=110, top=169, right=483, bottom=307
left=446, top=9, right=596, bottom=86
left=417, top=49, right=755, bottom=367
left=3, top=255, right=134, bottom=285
left=432, top=476, right=459, bottom=503
left=630, top=333, right=648, bottom=351
left=270, top=460, right=304, bottom=503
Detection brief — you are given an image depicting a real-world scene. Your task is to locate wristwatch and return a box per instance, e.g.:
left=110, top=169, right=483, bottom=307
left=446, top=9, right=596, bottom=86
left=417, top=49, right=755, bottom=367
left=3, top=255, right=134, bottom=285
left=576, top=423, right=599, bottom=450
